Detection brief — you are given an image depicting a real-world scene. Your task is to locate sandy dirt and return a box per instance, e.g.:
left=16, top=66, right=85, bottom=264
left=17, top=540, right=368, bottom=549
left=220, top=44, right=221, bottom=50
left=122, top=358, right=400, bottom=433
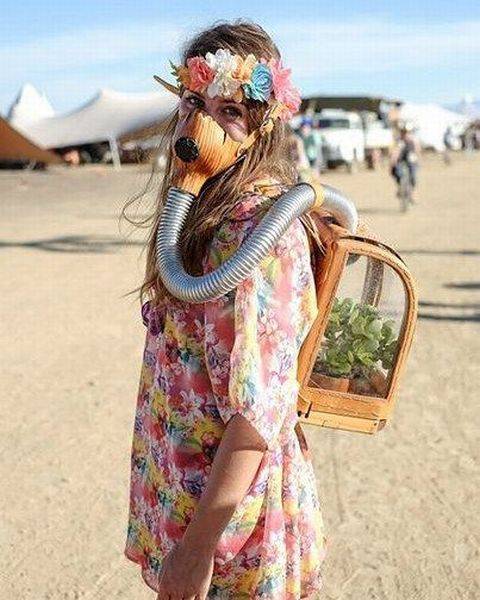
left=1, top=153, right=479, bottom=599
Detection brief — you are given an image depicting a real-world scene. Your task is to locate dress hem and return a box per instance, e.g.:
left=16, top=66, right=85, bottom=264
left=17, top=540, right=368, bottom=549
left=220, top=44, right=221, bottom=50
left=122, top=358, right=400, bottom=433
left=124, top=546, right=161, bottom=594
left=124, top=546, right=324, bottom=599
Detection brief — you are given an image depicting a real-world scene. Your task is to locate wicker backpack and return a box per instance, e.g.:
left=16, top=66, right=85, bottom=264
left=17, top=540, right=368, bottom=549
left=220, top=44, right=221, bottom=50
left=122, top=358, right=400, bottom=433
left=296, top=212, right=418, bottom=434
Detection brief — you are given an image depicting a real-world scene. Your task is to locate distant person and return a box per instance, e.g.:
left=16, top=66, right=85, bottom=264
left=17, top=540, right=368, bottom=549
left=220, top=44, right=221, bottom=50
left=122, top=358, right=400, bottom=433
left=61, top=148, right=80, bottom=166
left=390, top=125, right=421, bottom=204
left=443, top=126, right=455, bottom=165
left=299, top=119, right=320, bottom=170
left=285, top=126, right=310, bottom=170
left=312, top=121, right=326, bottom=172
left=474, top=129, right=480, bottom=150
left=464, top=129, right=476, bottom=153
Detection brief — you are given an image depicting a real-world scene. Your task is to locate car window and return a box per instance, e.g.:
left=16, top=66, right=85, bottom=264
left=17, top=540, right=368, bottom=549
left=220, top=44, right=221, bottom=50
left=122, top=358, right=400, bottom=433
left=317, top=118, right=351, bottom=129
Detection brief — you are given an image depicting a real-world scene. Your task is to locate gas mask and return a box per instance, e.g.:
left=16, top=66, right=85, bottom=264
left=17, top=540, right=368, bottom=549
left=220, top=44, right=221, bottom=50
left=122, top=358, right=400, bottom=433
left=154, top=77, right=358, bottom=303
left=170, top=104, right=284, bottom=196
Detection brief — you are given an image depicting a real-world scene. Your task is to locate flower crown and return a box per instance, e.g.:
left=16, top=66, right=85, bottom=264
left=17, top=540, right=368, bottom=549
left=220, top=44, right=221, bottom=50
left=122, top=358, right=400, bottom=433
left=169, top=49, right=301, bottom=121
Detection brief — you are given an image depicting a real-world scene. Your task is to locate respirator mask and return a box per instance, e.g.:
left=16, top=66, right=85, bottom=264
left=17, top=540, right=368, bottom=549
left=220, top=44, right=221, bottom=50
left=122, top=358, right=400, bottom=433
left=170, top=104, right=282, bottom=196
left=153, top=52, right=358, bottom=303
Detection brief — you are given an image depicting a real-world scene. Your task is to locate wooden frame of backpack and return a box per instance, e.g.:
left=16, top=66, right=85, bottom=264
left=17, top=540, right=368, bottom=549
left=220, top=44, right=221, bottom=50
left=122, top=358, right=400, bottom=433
left=296, top=215, right=418, bottom=434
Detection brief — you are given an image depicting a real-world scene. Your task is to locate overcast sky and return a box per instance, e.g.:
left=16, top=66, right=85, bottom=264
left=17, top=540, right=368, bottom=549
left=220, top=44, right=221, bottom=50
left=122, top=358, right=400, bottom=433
left=1, top=0, right=479, bottom=114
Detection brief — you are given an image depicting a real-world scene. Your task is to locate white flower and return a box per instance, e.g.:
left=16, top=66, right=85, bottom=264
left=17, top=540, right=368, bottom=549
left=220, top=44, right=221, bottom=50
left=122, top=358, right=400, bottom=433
left=205, top=49, right=241, bottom=98
left=205, top=48, right=237, bottom=74
left=207, top=73, right=241, bottom=98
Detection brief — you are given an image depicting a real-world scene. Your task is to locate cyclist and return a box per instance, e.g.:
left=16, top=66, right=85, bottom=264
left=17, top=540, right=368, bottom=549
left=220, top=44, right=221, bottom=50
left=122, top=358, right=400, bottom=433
left=390, top=124, right=421, bottom=206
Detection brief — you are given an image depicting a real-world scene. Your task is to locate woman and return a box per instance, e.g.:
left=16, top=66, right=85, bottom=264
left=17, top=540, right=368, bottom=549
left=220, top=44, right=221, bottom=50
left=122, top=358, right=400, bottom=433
left=123, top=20, right=327, bottom=599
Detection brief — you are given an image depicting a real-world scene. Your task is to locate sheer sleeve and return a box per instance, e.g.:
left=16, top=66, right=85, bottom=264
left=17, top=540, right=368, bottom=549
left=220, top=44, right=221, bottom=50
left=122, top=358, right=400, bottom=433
left=141, top=297, right=166, bottom=336
left=203, top=202, right=318, bottom=451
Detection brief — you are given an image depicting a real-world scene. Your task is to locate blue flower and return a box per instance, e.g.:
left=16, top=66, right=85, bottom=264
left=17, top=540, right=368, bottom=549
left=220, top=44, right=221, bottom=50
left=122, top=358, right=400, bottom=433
left=243, top=64, right=272, bottom=102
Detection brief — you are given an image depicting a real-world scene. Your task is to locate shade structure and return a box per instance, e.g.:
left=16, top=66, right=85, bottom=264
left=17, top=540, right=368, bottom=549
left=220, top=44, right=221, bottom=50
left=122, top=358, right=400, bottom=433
left=0, top=117, right=63, bottom=164
left=12, top=88, right=176, bottom=150
left=8, top=83, right=55, bottom=125
left=119, top=118, right=171, bottom=147
left=449, top=97, right=480, bottom=120
left=399, top=102, right=471, bottom=151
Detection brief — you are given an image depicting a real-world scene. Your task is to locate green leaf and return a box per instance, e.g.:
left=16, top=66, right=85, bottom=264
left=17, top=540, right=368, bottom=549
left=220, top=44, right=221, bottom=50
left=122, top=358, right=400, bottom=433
left=323, top=296, right=400, bottom=379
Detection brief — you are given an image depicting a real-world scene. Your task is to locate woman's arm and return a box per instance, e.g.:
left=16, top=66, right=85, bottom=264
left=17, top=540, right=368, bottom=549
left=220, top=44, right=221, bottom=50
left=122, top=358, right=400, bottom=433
left=156, top=414, right=266, bottom=598
left=181, top=412, right=267, bottom=554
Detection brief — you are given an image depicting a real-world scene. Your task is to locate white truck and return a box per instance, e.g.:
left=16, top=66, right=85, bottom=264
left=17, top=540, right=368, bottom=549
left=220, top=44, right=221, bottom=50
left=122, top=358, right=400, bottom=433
left=314, top=110, right=365, bottom=172
left=362, top=111, right=394, bottom=169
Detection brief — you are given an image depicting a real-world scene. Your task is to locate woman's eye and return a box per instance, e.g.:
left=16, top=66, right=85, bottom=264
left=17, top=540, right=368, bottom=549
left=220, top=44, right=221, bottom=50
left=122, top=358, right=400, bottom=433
left=185, top=95, right=203, bottom=108
left=223, top=106, right=242, bottom=120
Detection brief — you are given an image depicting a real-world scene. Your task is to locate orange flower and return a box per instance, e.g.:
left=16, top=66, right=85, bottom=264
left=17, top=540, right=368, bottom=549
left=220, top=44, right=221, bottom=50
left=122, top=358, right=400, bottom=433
left=231, top=87, right=244, bottom=103
left=175, top=65, right=191, bottom=88
left=233, top=54, right=257, bottom=84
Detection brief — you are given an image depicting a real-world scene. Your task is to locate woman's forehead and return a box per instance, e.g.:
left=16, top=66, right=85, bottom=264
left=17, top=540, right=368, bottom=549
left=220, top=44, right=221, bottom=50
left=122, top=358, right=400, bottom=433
left=185, top=90, right=244, bottom=106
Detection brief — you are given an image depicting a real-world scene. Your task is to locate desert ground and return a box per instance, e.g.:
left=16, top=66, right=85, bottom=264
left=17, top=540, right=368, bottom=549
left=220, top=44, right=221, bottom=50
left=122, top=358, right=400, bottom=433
left=1, top=152, right=479, bottom=599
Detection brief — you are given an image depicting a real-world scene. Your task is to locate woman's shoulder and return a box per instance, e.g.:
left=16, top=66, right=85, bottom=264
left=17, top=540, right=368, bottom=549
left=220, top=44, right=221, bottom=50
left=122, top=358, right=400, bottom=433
left=227, top=192, right=272, bottom=222
left=207, top=193, right=310, bottom=270
left=227, top=177, right=289, bottom=222
left=204, top=176, right=314, bottom=274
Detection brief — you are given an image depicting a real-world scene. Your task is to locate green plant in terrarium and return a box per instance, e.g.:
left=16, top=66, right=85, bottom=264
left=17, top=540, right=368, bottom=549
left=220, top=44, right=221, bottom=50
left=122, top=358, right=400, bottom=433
left=314, top=297, right=398, bottom=379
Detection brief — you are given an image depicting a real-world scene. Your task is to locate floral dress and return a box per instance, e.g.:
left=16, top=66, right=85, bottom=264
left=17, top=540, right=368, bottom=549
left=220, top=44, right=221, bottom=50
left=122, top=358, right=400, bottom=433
left=124, top=181, right=327, bottom=599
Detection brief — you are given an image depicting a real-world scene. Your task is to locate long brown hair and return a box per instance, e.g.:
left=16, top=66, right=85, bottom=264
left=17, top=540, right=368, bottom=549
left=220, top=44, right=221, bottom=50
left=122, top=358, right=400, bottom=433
left=121, top=20, right=321, bottom=309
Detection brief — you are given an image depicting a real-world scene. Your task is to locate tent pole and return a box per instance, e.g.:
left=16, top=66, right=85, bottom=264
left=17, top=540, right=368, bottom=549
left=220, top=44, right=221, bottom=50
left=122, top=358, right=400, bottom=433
left=109, top=137, right=121, bottom=170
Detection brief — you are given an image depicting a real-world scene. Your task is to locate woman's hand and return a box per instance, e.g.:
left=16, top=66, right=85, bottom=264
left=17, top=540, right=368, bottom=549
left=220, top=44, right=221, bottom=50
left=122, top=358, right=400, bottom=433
left=156, top=538, right=215, bottom=600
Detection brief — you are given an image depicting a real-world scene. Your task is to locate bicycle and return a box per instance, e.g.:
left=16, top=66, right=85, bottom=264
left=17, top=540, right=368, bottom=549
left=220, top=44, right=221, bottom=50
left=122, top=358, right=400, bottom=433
left=395, top=162, right=414, bottom=212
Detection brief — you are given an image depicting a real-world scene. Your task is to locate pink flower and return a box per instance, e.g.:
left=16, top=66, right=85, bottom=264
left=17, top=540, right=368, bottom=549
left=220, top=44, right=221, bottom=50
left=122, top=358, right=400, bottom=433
left=279, top=86, right=302, bottom=120
left=269, top=58, right=302, bottom=119
left=186, top=56, right=215, bottom=92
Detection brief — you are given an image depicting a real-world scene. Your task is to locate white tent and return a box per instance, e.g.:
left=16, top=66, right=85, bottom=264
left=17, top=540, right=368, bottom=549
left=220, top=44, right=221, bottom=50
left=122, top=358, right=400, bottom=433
left=399, top=102, right=470, bottom=151
left=7, top=83, right=55, bottom=125
left=450, top=95, right=480, bottom=120
left=11, top=88, right=176, bottom=150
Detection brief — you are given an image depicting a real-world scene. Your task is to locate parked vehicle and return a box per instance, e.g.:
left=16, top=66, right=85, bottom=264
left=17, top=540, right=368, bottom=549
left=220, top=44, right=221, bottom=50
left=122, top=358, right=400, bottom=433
left=363, top=113, right=394, bottom=169
left=314, top=110, right=365, bottom=172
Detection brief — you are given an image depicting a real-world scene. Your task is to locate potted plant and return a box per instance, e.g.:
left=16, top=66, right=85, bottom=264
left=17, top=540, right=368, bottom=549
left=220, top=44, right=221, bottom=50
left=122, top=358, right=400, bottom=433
left=311, top=297, right=398, bottom=396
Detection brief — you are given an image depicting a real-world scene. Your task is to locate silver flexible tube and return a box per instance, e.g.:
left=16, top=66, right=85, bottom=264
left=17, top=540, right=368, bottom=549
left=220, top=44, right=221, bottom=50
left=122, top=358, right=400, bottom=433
left=156, top=182, right=357, bottom=303
left=321, top=183, right=358, bottom=233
